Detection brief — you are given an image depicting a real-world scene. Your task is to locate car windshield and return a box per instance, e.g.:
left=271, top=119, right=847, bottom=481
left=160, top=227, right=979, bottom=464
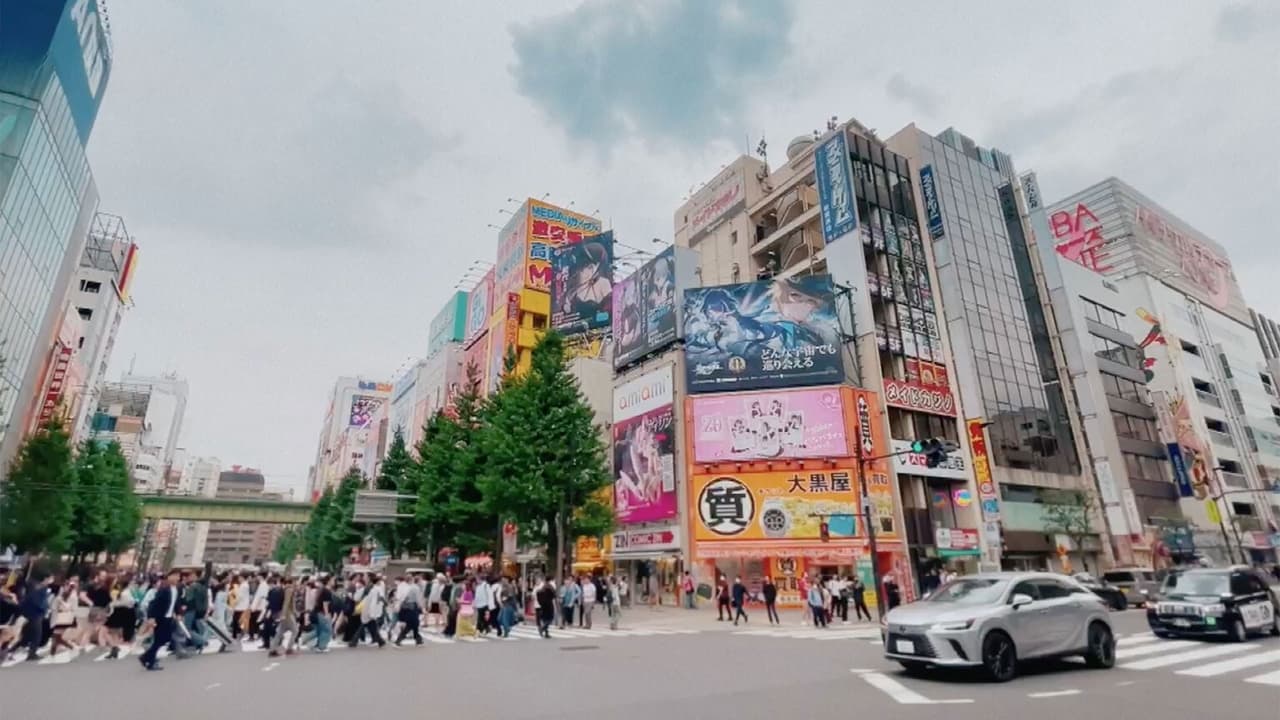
left=925, top=578, right=1009, bottom=605
left=1162, top=572, right=1229, bottom=598
left=1103, top=571, right=1135, bottom=583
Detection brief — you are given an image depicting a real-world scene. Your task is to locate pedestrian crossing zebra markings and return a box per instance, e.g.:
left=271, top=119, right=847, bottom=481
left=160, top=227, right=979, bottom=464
left=1108, top=632, right=1280, bottom=686
left=732, top=626, right=882, bottom=641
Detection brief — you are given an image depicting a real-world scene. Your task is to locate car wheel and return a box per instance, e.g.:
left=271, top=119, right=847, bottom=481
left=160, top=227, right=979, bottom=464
left=982, top=631, right=1017, bottom=682
left=1084, top=622, right=1116, bottom=669
left=899, top=661, right=929, bottom=676
left=1112, top=594, right=1128, bottom=611
left=1229, top=618, right=1248, bottom=643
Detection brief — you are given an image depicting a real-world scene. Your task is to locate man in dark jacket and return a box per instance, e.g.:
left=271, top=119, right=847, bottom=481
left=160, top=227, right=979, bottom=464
left=731, top=576, right=749, bottom=626
left=19, top=574, right=52, bottom=661
left=261, top=575, right=285, bottom=649
left=140, top=570, right=180, bottom=671
left=762, top=576, right=780, bottom=625
left=182, top=571, right=209, bottom=652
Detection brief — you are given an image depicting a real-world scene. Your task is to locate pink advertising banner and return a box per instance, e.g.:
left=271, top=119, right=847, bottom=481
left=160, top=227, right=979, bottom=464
left=690, top=386, right=849, bottom=463
left=613, top=404, right=677, bottom=523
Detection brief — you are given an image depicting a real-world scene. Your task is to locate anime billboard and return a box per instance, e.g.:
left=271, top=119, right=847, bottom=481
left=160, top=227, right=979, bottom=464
left=612, top=366, right=677, bottom=524
left=349, top=394, right=383, bottom=428
left=683, top=275, right=844, bottom=393
left=613, top=247, right=678, bottom=368
left=551, top=231, right=614, bottom=336
left=690, top=386, right=849, bottom=463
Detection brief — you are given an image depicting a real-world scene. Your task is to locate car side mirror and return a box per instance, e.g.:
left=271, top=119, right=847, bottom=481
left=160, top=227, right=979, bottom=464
left=1010, top=593, right=1034, bottom=609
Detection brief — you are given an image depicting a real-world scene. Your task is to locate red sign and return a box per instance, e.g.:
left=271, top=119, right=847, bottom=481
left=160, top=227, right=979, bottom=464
left=38, top=345, right=73, bottom=425
left=882, top=378, right=956, bottom=416
left=1135, top=206, right=1231, bottom=309
left=1051, top=203, right=1112, bottom=273
left=937, top=527, right=980, bottom=551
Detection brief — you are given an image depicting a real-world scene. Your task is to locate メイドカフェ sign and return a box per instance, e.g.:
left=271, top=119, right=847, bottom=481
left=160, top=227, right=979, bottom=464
left=882, top=378, right=955, bottom=416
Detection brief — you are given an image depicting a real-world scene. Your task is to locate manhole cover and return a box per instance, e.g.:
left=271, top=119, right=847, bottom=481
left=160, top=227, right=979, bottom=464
left=559, top=645, right=600, bottom=652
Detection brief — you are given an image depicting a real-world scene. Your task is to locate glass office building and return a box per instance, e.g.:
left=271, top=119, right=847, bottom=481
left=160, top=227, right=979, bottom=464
left=0, top=0, right=111, bottom=471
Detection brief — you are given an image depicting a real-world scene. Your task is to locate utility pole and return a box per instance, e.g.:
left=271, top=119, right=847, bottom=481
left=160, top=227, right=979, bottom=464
left=854, top=435, right=886, bottom=620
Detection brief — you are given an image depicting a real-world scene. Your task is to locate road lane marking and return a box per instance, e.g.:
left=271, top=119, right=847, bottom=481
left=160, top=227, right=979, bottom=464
left=1115, top=681, right=1136, bottom=687
left=205, top=683, right=221, bottom=690
left=1121, top=643, right=1255, bottom=670
left=1028, top=689, right=1081, bottom=698
left=857, top=671, right=974, bottom=705
left=1117, top=634, right=1159, bottom=647
left=1115, top=640, right=1195, bottom=659
left=262, top=661, right=279, bottom=672
left=1245, top=668, right=1280, bottom=686
left=1176, top=648, right=1280, bottom=677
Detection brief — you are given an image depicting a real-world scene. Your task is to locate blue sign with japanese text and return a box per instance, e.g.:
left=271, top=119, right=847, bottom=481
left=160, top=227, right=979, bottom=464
left=814, top=131, right=858, bottom=243
left=1167, top=443, right=1194, bottom=497
left=920, top=165, right=945, bottom=239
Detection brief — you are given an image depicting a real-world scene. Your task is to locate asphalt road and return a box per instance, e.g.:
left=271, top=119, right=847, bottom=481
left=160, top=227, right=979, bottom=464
left=1, top=611, right=1276, bottom=720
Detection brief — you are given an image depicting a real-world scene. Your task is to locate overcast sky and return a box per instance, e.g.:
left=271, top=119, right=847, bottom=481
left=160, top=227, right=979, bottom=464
left=88, top=1, right=1280, bottom=493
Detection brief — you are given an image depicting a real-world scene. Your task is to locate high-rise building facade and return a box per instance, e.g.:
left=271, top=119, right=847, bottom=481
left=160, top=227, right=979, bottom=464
left=170, top=455, right=221, bottom=567
left=91, top=373, right=188, bottom=490
left=308, top=376, right=391, bottom=496
left=1043, top=177, right=1280, bottom=565
left=1250, top=309, right=1280, bottom=394
left=204, top=467, right=281, bottom=566
left=887, top=126, right=1106, bottom=573
left=0, top=0, right=113, bottom=475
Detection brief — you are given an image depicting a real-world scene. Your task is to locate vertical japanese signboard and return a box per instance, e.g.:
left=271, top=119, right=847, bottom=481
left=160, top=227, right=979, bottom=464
left=919, top=165, right=945, bottom=239
left=968, top=419, right=999, bottom=520
left=814, top=130, right=858, bottom=243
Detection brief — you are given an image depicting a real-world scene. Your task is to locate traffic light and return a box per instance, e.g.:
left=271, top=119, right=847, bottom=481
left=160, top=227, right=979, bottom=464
left=910, top=438, right=953, bottom=468
left=819, top=520, right=830, bottom=543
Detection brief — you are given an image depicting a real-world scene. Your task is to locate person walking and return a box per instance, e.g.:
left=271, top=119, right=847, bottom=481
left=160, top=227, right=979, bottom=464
left=269, top=577, right=301, bottom=657
left=558, top=576, right=579, bottom=629
left=606, top=576, right=621, bottom=631
left=139, top=570, right=180, bottom=671
left=715, top=576, right=731, bottom=621
left=181, top=571, right=210, bottom=653
left=681, top=572, right=696, bottom=610
left=104, top=574, right=139, bottom=658
left=882, top=573, right=901, bottom=611
left=472, top=575, right=492, bottom=635
left=762, top=576, right=780, bottom=625
left=535, top=578, right=556, bottom=639
left=443, top=577, right=460, bottom=638
left=497, top=578, right=518, bottom=638
left=426, top=574, right=445, bottom=630
left=394, top=575, right=423, bottom=646
left=360, top=576, right=388, bottom=648
left=850, top=575, right=871, bottom=622
left=249, top=573, right=269, bottom=642
left=310, top=576, right=334, bottom=652
left=230, top=575, right=249, bottom=640
left=18, top=574, right=51, bottom=662
left=807, top=581, right=827, bottom=629
left=580, top=574, right=598, bottom=629
left=730, top=576, right=749, bottom=626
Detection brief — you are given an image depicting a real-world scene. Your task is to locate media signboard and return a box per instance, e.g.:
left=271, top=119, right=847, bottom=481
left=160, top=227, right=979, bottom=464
left=614, top=247, right=677, bottom=368
left=690, top=386, right=849, bottom=463
left=551, top=231, right=613, bottom=336
left=919, top=165, right=945, bottom=239
left=526, top=200, right=602, bottom=292
left=683, top=275, right=844, bottom=393
left=814, top=130, right=858, bottom=243
left=612, top=366, right=677, bottom=524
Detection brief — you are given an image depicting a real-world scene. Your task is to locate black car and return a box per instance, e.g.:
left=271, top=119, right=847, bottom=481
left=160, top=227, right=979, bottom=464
left=1146, top=566, right=1280, bottom=641
left=1072, top=573, right=1127, bottom=610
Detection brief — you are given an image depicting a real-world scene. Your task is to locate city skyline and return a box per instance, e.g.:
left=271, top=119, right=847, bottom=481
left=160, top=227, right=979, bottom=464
left=83, top=1, right=1278, bottom=489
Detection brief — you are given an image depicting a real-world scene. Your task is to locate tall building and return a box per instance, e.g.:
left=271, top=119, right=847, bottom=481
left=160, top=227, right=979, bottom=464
left=204, top=467, right=281, bottom=566
left=91, top=373, right=187, bottom=490
left=308, top=376, right=391, bottom=496
left=1043, top=177, right=1280, bottom=565
left=671, top=119, right=976, bottom=601
left=886, top=126, right=1105, bottom=573
left=170, top=455, right=221, bottom=567
left=0, top=0, right=113, bottom=475
left=67, top=212, right=136, bottom=442
left=1249, top=309, right=1280, bottom=392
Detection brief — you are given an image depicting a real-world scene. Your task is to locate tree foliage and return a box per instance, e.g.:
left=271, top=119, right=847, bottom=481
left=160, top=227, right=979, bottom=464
left=478, top=331, right=612, bottom=579
left=273, top=526, right=304, bottom=564
left=370, top=428, right=420, bottom=557
left=415, top=364, right=497, bottom=559
left=0, top=421, right=77, bottom=555
left=1042, top=489, right=1098, bottom=571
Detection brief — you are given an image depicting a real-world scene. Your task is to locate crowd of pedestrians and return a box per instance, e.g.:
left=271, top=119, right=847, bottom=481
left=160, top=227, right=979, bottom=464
left=0, top=566, right=632, bottom=671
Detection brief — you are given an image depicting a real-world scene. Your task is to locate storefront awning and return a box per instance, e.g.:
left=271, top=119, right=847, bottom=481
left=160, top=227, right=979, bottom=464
left=694, top=539, right=903, bottom=562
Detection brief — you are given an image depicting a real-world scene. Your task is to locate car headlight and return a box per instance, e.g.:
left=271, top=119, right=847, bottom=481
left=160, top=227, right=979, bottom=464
left=1203, top=604, right=1226, bottom=615
left=930, top=619, right=974, bottom=632
left=1139, top=589, right=1149, bottom=595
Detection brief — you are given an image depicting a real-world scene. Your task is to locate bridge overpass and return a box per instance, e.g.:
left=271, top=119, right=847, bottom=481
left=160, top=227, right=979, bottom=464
left=139, top=494, right=313, bottom=524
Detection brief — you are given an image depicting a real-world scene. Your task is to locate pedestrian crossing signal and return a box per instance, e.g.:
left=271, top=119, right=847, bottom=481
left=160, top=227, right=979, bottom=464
left=909, top=438, right=954, bottom=468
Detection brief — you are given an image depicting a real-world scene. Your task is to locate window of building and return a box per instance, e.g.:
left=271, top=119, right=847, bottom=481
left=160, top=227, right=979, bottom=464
left=730, top=230, right=738, bottom=245
left=1112, top=411, right=1158, bottom=442
left=78, top=279, right=101, bottom=293
left=1092, top=334, right=1141, bottom=368
left=1180, top=340, right=1200, bottom=356
left=1081, top=298, right=1123, bottom=330
left=77, top=307, right=92, bottom=321
left=1205, top=418, right=1228, bottom=433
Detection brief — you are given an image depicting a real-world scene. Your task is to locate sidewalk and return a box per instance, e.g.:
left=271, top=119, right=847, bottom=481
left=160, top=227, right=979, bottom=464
left=610, top=602, right=879, bottom=632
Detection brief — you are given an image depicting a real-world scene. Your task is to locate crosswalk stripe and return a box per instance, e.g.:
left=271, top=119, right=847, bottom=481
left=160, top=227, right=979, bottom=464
left=1121, top=643, right=1256, bottom=670
left=1117, top=634, right=1159, bottom=647
left=1115, top=640, right=1196, bottom=659
left=1177, top=649, right=1280, bottom=677
left=1245, top=668, right=1280, bottom=686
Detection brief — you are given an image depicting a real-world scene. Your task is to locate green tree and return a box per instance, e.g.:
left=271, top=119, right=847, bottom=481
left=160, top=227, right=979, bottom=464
left=415, top=364, right=496, bottom=559
left=0, top=420, right=78, bottom=555
left=324, top=469, right=368, bottom=565
left=273, top=526, right=304, bottom=564
left=68, top=439, right=110, bottom=564
left=370, top=428, right=418, bottom=558
left=478, top=331, right=612, bottom=582
left=303, top=488, right=337, bottom=569
left=99, top=441, right=142, bottom=555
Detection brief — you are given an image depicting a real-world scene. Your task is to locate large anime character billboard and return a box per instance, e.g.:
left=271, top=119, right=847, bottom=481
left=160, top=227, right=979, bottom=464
left=613, top=247, right=677, bottom=368
left=683, top=275, right=844, bottom=393
left=550, top=231, right=613, bottom=336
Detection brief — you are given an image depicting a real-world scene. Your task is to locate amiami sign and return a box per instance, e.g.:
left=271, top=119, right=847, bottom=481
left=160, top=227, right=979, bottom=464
left=613, top=365, right=673, bottom=423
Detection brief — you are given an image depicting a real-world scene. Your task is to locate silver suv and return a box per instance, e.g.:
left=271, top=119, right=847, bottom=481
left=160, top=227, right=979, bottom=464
left=1101, top=567, right=1160, bottom=607
left=881, top=572, right=1116, bottom=682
